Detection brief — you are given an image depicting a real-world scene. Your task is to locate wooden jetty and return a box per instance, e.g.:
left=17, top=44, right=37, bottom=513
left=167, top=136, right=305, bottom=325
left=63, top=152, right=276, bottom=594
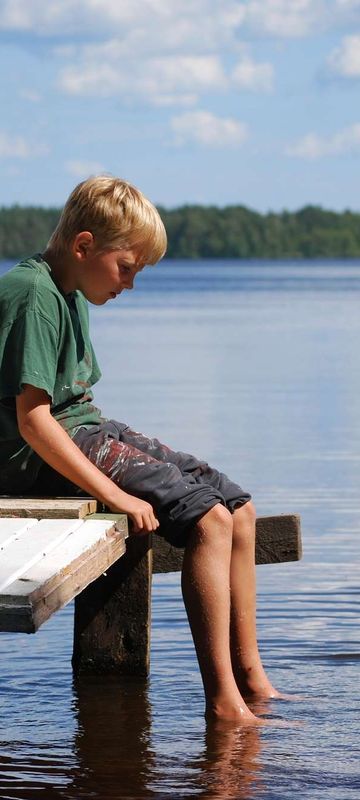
left=0, top=498, right=302, bottom=676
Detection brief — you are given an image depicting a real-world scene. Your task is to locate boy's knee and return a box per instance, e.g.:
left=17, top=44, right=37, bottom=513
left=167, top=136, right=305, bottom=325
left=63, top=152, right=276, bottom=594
left=234, top=499, right=256, bottom=525
left=195, top=502, right=233, bottom=541
left=232, top=500, right=256, bottom=548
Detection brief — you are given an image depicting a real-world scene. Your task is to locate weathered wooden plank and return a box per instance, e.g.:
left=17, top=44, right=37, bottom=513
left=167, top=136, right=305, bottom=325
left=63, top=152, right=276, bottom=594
left=0, top=518, right=127, bottom=633
left=0, top=518, right=38, bottom=549
left=85, top=513, right=128, bottom=531
left=0, top=518, right=84, bottom=591
left=255, top=514, right=302, bottom=564
left=72, top=534, right=152, bottom=677
left=0, top=497, right=99, bottom=519
left=152, top=514, right=302, bottom=573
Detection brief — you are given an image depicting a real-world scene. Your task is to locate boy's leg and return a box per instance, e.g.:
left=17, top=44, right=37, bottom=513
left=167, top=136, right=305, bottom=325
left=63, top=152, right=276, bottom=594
left=181, top=501, right=279, bottom=719
left=229, top=504, right=279, bottom=698
left=181, top=503, right=257, bottom=722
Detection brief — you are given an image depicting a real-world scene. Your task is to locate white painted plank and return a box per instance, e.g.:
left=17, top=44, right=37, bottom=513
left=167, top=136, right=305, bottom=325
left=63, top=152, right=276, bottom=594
left=0, top=518, right=84, bottom=591
left=1, top=519, right=125, bottom=599
left=19, top=520, right=121, bottom=584
left=0, top=518, right=38, bottom=549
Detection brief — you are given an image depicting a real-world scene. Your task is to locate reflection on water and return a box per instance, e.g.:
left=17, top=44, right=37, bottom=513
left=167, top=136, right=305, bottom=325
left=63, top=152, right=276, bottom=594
left=71, top=677, right=154, bottom=799
left=200, top=723, right=263, bottom=800
left=0, top=259, right=359, bottom=799
left=69, top=683, right=272, bottom=800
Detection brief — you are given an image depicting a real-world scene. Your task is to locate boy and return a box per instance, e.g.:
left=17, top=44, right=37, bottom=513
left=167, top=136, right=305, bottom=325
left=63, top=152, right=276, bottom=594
left=0, top=176, right=279, bottom=722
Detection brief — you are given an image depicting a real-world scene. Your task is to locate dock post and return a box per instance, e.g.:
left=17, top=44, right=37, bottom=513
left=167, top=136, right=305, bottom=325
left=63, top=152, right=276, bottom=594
left=72, top=534, right=152, bottom=677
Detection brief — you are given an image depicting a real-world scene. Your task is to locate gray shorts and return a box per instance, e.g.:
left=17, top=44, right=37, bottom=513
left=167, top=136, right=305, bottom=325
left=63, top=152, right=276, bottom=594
left=34, top=420, right=251, bottom=548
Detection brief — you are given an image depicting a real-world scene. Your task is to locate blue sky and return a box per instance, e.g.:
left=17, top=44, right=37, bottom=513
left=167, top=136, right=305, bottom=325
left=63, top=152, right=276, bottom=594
left=1, top=0, right=360, bottom=212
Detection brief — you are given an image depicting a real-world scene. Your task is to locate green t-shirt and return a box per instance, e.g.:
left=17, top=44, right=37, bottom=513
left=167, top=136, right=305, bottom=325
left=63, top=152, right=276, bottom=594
left=0, top=254, right=103, bottom=492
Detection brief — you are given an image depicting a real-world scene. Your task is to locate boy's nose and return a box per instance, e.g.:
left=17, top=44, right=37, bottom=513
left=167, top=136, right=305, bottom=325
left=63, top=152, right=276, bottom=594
left=122, top=277, right=134, bottom=290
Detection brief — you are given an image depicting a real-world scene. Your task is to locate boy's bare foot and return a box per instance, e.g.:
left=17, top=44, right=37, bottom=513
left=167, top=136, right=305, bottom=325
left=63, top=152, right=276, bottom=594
left=241, top=683, right=282, bottom=700
left=239, top=677, right=302, bottom=701
left=233, top=664, right=281, bottom=700
left=242, top=684, right=302, bottom=702
left=205, top=698, right=259, bottom=724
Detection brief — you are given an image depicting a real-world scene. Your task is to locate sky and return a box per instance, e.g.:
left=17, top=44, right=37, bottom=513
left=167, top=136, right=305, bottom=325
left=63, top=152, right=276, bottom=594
left=1, top=0, right=360, bottom=212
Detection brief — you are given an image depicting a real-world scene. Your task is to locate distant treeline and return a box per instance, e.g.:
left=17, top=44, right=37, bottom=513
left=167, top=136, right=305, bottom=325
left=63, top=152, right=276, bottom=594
left=1, top=204, right=360, bottom=260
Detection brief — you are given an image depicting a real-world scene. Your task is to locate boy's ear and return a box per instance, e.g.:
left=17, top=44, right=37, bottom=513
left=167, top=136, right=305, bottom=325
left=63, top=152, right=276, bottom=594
left=73, top=231, right=95, bottom=260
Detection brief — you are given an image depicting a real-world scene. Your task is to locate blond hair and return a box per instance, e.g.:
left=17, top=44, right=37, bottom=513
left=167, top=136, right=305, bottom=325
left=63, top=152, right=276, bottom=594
left=47, top=175, right=167, bottom=264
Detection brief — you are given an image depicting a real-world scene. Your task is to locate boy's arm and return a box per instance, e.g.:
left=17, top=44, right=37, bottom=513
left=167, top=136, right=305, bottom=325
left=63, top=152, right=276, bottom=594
left=16, top=384, right=159, bottom=534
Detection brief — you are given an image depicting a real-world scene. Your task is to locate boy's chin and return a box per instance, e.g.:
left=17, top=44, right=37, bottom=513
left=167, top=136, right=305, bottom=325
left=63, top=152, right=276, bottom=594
left=86, top=295, right=109, bottom=306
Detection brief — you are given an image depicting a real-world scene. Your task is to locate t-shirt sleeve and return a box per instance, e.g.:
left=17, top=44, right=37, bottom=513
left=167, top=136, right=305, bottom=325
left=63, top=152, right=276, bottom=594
left=0, top=310, right=58, bottom=400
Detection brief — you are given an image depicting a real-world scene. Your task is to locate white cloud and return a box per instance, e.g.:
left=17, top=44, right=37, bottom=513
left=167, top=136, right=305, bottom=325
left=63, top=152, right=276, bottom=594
left=0, top=0, right=244, bottom=46
left=335, top=0, right=360, bottom=9
left=60, top=63, right=119, bottom=96
left=0, top=1, right=280, bottom=109
left=151, top=94, right=198, bottom=108
left=0, top=0, right=140, bottom=34
left=65, top=160, right=105, bottom=177
left=0, top=0, right=331, bottom=40
left=0, top=0, right=33, bottom=30
left=59, top=53, right=227, bottom=104
left=171, top=111, right=249, bottom=147
left=0, top=131, right=48, bottom=159
left=328, top=35, right=360, bottom=76
left=57, top=39, right=276, bottom=105
left=287, top=123, right=360, bottom=158
left=232, top=56, right=274, bottom=92
left=149, top=56, right=226, bottom=93
left=240, top=0, right=327, bottom=38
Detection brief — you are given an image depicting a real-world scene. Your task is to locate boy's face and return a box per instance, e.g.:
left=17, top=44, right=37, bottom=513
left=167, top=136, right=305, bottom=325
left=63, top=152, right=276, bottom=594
left=77, top=243, right=145, bottom=305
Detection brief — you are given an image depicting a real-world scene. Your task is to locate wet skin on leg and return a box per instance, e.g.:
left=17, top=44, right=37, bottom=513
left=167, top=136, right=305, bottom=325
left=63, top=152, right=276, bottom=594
left=181, top=501, right=279, bottom=722
left=229, top=503, right=280, bottom=699
left=181, top=503, right=257, bottom=723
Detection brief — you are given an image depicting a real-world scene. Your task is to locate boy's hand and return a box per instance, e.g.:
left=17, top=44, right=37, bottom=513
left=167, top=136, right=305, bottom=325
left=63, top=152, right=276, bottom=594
left=109, top=495, right=159, bottom=534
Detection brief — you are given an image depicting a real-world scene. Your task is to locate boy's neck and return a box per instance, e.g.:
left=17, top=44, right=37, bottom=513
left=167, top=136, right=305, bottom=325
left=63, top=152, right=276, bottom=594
left=42, top=248, right=78, bottom=295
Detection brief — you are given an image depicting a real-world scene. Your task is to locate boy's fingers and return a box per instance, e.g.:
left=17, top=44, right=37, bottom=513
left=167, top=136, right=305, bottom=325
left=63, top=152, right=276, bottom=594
left=150, top=512, right=160, bottom=529
left=130, top=511, right=159, bottom=534
left=147, top=512, right=159, bottom=532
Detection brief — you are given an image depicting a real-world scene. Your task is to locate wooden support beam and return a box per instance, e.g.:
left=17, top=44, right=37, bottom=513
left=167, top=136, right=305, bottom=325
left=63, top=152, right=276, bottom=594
left=72, top=534, right=152, bottom=677
left=152, top=514, right=302, bottom=573
left=254, top=514, right=302, bottom=564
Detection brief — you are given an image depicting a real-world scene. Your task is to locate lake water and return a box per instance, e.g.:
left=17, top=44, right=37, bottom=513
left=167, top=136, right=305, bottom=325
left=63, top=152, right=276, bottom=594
left=0, top=258, right=359, bottom=800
